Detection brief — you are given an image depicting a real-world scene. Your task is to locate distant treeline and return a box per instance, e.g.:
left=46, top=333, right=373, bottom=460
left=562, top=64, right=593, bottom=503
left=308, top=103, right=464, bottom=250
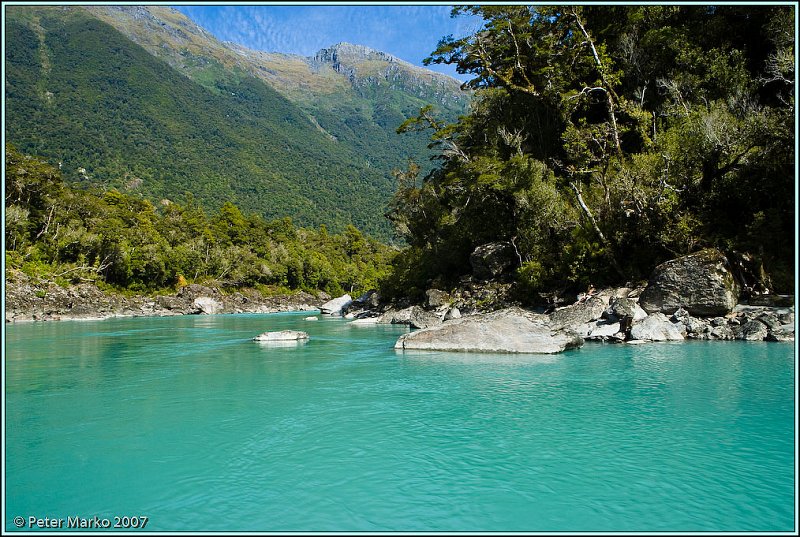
left=5, top=144, right=395, bottom=296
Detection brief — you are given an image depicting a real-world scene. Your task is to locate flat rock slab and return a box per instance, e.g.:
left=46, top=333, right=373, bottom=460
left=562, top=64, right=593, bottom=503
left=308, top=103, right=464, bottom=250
left=394, top=308, right=583, bottom=354
left=253, top=330, right=310, bottom=341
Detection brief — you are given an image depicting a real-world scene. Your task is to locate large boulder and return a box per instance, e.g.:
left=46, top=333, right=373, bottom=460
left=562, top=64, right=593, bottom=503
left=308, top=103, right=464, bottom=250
left=639, top=249, right=740, bottom=316
left=629, top=313, right=685, bottom=341
left=319, top=294, right=352, bottom=316
left=395, top=308, right=583, bottom=354
left=469, top=242, right=516, bottom=280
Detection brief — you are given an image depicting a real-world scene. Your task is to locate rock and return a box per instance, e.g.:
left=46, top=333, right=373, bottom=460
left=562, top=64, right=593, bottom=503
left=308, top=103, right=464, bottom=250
left=319, top=294, right=353, bottom=316
left=469, top=242, right=516, bottom=280
left=304, top=316, right=318, bottom=321
left=639, top=249, right=740, bottom=316
left=394, top=308, right=584, bottom=354
left=549, top=296, right=606, bottom=330
left=444, top=307, right=461, bottom=321
left=778, top=311, right=794, bottom=325
left=349, top=290, right=380, bottom=310
left=586, top=321, right=622, bottom=341
left=709, top=325, right=734, bottom=340
left=409, top=306, right=442, bottom=329
left=756, top=312, right=782, bottom=330
left=630, top=313, right=685, bottom=341
left=734, top=320, right=769, bottom=341
left=193, top=296, right=222, bottom=315
left=377, top=306, right=415, bottom=325
left=767, top=324, right=795, bottom=342
left=253, top=330, right=309, bottom=341
left=424, top=288, right=450, bottom=309
left=603, top=296, right=636, bottom=321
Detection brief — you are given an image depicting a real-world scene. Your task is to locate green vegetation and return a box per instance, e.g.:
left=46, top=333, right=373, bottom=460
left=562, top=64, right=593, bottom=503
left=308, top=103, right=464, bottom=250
left=5, top=7, right=466, bottom=241
left=5, top=145, right=394, bottom=296
left=385, top=5, right=794, bottom=301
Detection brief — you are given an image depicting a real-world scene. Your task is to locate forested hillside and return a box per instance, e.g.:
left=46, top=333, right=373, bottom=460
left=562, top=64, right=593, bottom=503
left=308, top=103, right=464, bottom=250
left=5, top=6, right=468, bottom=240
left=5, top=145, right=394, bottom=295
left=385, top=5, right=794, bottom=299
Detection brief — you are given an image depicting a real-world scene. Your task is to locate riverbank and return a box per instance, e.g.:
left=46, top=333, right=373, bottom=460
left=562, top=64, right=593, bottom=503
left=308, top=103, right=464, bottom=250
left=4, top=269, right=322, bottom=323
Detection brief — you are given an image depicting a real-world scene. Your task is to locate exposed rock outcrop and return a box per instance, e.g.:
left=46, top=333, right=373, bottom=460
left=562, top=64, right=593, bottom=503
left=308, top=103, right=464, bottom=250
left=193, top=296, right=222, bottom=315
left=639, top=249, right=740, bottom=316
left=319, top=294, right=353, bottom=316
left=395, top=308, right=583, bottom=354
left=253, top=330, right=309, bottom=341
left=629, top=312, right=685, bottom=341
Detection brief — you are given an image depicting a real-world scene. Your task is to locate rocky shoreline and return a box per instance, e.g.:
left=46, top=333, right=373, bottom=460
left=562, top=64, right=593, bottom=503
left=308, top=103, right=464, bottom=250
left=4, top=270, right=322, bottom=323
left=6, top=248, right=796, bottom=355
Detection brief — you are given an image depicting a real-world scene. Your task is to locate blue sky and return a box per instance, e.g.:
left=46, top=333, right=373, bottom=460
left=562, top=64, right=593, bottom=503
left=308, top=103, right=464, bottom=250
left=171, top=5, right=484, bottom=81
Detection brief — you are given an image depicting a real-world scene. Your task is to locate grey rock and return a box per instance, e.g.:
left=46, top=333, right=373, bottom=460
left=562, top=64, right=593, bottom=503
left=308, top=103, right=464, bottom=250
left=756, top=312, right=782, bottom=330
left=469, top=242, right=516, bottom=280
left=350, top=290, right=380, bottom=310
left=377, top=306, right=415, bottom=325
left=587, top=321, right=622, bottom=341
left=778, top=312, right=794, bottom=325
left=630, top=313, right=685, bottom=341
left=319, top=294, right=353, bottom=316
left=604, top=296, right=636, bottom=321
left=767, top=324, right=795, bottom=342
left=193, top=296, right=222, bottom=315
left=709, top=325, right=734, bottom=340
left=639, top=249, right=740, bottom=316
left=444, top=307, right=462, bottom=321
left=409, top=306, right=443, bottom=329
left=734, top=320, right=769, bottom=341
left=424, top=288, right=450, bottom=309
left=549, top=296, right=606, bottom=330
left=253, top=330, right=309, bottom=341
left=395, top=308, right=583, bottom=354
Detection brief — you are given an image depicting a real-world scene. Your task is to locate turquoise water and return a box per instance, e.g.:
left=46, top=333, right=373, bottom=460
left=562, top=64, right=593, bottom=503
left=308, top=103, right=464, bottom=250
left=4, top=312, right=796, bottom=532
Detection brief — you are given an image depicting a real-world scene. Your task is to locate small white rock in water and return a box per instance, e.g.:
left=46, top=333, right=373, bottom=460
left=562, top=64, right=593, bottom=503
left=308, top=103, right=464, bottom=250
left=253, top=330, right=309, bottom=341
left=304, top=316, right=319, bottom=321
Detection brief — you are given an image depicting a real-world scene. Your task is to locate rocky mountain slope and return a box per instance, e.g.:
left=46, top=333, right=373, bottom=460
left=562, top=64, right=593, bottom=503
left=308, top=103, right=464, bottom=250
left=5, top=5, right=470, bottom=239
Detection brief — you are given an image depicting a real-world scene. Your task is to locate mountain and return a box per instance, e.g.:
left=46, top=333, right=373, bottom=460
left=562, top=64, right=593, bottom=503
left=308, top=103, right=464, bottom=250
left=5, top=6, right=470, bottom=239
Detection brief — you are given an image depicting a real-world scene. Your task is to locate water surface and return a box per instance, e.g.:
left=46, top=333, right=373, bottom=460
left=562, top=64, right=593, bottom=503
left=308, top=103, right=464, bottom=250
left=4, top=313, right=795, bottom=531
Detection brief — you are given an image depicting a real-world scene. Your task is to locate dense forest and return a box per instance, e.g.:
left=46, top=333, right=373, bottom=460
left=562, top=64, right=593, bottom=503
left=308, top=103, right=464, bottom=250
left=384, top=5, right=795, bottom=301
left=5, top=144, right=395, bottom=297
left=5, top=7, right=466, bottom=241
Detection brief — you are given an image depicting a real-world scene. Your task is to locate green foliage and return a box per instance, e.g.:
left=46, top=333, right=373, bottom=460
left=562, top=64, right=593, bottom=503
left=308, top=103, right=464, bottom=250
left=5, top=145, right=396, bottom=295
left=390, top=5, right=794, bottom=296
left=4, top=7, right=467, bottom=242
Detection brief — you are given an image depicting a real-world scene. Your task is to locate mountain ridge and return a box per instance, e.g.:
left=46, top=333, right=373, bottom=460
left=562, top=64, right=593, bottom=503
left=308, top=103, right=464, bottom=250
left=5, top=5, right=471, bottom=239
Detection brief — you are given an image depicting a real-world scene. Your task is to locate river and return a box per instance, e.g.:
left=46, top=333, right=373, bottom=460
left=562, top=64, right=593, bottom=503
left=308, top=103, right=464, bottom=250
left=4, top=312, right=795, bottom=531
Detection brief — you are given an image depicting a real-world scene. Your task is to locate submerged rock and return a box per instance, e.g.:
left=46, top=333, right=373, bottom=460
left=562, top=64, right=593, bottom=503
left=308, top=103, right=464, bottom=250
left=395, top=308, right=583, bottom=354
left=639, top=249, right=739, bottom=316
left=253, top=330, right=310, bottom=341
